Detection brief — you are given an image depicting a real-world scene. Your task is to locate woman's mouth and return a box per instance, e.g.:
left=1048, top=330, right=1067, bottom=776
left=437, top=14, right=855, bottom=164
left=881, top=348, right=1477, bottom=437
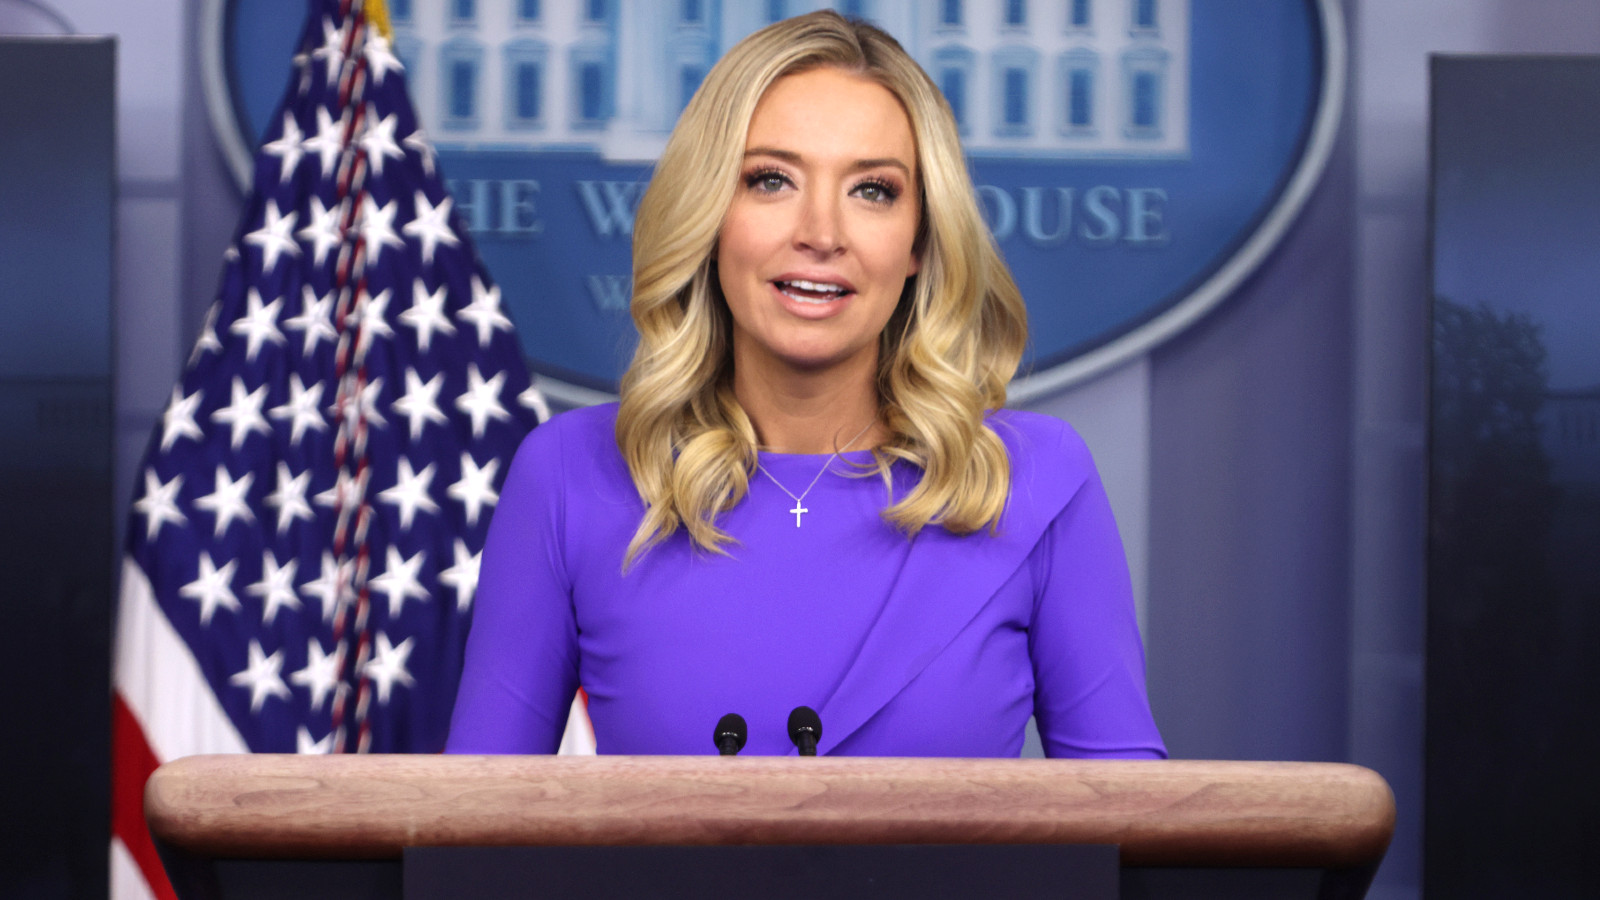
left=774, top=279, right=854, bottom=304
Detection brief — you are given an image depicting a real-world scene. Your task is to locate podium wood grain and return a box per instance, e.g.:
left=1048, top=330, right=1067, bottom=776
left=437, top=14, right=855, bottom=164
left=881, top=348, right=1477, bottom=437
left=145, top=755, right=1394, bottom=868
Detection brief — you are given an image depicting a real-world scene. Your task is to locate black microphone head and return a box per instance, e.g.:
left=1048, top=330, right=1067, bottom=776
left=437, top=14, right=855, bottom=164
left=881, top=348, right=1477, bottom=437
left=714, top=712, right=748, bottom=754
left=787, top=705, right=822, bottom=746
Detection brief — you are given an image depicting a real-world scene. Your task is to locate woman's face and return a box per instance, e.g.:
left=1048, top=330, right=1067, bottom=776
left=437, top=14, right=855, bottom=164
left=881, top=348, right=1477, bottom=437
left=716, top=66, right=922, bottom=382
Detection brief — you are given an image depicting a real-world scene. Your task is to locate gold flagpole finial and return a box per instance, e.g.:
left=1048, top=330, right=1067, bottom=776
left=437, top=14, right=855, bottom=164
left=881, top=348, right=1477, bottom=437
left=365, top=0, right=394, bottom=42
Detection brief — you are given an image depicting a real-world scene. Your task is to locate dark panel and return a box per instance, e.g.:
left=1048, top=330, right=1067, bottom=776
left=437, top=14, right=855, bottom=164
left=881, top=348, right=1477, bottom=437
left=0, top=36, right=116, bottom=900
left=166, top=855, right=1364, bottom=900
left=1428, top=55, right=1600, bottom=899
left=1121, top=867, right=1322, bottom=900
left=404, top=845, right=1118, bottom=900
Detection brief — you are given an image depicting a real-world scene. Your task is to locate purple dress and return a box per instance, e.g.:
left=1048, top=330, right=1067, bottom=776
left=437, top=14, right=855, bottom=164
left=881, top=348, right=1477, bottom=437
left=446, top=403, right=1165, bottom=758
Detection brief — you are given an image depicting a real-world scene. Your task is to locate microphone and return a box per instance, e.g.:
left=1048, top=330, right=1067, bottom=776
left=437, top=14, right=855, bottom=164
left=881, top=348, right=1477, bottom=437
left=787, top=705, right=822, bottom=757
left=713, top=713, right=747, bottom=756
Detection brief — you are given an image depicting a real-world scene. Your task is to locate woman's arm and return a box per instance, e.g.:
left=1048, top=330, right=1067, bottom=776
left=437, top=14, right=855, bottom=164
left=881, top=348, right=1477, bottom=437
left=445, top=423, right=581, bottom=754
left=1028, top=427, right=1167, bottom=760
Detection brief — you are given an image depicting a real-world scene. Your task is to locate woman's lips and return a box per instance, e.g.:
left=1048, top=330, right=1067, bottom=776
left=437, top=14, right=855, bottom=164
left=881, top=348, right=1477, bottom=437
left=773, top=279, right=855, bottom=304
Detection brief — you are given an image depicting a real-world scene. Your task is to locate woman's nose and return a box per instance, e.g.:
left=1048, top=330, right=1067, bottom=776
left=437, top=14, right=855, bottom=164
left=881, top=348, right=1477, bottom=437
left=793, top=192, right=843, bottom=256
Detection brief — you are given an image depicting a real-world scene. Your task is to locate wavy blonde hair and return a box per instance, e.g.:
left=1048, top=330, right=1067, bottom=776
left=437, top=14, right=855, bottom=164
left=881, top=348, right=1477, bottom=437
left=617, top=10, right=1027, bottom=565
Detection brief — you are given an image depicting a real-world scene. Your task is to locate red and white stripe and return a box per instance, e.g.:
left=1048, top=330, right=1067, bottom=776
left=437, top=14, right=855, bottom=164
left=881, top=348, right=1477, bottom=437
left=111, top=557, right=247, bottom=900
left=111, top=549, right=591, bottom=900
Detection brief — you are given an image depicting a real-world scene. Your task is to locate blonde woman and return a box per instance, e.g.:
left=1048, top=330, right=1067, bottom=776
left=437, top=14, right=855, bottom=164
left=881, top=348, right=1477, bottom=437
left=448, top=12, right=1164, bottom=759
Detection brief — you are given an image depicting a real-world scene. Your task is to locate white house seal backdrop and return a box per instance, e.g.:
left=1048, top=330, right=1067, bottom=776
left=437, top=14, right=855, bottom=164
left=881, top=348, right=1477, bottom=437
left=208, top=0, right=1343, bottom=405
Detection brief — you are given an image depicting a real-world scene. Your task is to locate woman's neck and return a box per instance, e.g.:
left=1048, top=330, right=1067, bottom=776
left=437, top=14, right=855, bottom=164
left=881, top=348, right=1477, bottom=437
left=734, top=365, right=883, bottom=455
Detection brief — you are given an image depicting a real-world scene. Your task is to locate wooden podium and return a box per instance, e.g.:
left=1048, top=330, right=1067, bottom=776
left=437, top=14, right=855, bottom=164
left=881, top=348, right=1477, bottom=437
left=145, top=755, right=1394, bottom=899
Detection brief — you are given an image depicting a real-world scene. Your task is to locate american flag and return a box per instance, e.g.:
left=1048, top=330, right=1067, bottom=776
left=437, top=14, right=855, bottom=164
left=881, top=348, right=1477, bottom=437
left=110, top=1, right=547, bottom=897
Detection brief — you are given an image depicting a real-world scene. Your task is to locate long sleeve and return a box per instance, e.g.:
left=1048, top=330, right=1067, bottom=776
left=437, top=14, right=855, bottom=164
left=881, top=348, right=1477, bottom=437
left=445, top=421, right=580, bottom=753
left=1027, top=426, right=1166, bottom=759
left=444, top=405, right=1163, bottom=758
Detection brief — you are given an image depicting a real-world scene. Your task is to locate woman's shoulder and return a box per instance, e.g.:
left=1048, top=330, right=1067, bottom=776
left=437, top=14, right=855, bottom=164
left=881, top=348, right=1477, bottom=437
left=983, top=408, right=1100, bottom=517
left=507, top=402, right=623, bottom=475
left=518, top=401, right=618, bottom=447
left=986, top=408, right=1093, bottom=471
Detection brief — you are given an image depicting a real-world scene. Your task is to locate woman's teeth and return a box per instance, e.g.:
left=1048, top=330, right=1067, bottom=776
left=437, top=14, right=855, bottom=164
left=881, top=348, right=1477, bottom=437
left=776, top=280, right=850, bottom=303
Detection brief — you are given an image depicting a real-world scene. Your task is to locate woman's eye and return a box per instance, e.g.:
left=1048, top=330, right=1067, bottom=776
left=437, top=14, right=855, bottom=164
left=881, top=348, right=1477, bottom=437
left=746, top=171, right=789, bottom=193
left=854, top=180, right=899, bottom=204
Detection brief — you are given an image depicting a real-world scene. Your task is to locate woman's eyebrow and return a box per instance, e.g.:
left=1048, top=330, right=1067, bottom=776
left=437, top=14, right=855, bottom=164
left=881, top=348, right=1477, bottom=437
left=744, top=147, right=912, bottom=177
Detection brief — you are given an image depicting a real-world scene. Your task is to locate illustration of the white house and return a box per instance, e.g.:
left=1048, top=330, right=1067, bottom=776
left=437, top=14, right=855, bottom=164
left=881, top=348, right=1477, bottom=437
left=390, top=0, right=1189, bottom=161
left=1543, top=387, right=1600, bottom=492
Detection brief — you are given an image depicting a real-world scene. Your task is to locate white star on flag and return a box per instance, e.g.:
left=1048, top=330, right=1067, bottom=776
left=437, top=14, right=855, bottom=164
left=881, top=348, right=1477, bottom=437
left=211, top=377, right=273, bottom=450
left=369, top=547, right=429, bottom=618
left=269, top=373, right=329, bottom=447
left=311, top=15, right=348, bottom=82
left=247, top=551, right=302, bottom=626
left=360, top=108, right=405, bottom=176
left=299, top=551, right=347, bottom=625
left=160, top=386, right=205, bottom=451
left=459, top=276, right=513, bottom=347
left=359, top=376, right=389, bottom=429
left=402, top=192, right=459, bottom=265
left=297, top=727, right=336, bottom=754
left=290, top=638, right=342, bottom=713
left=448, top=453, right=500, bottom=527
left=518, top=380, right=552, bottom=424
left=331, top=380, right=390, bottom=439
left=291, top=47, right=312, bottom=95
left=303, top=105, right=344, bottom=177
left=403, top=126, right=437, bottom=176
left=392, top=369, right=447, bottom=441
left=286, top=286, right=339, bottom=355
left=230, top=289, right=287, bottom=363
left=243, top=200, right=301, bottom=273
left=229, top=640, right=292, bottom=713
left=438, top=539, right=481, bottom=612
left=457, top=364, right=511, bottom=439
left=264, top=462, right=315, bottom=535
left=262, top=112, right=305, bottom=183
left=193, top=464, right=256, bottom=538
left=332, top=376, right=388, bottom=434
left=362, top=632, right=416, bottom=705
left=378, top=457, right=439, bottom=530
left=360, top=195, right=405, bottom=262
left=297, top=196, right=343, bottom=267
left=365, top=33, right=403, bottom=85
left=189, top=303, right=223, bottom=365
left=400, top=279, right=455, bottom=352
left=133, top=470, right=187, bottom=540
left=178, top=551, right=240, bottom=627
left=313, top=466, right=369, bottom=513
left=355, top=288, right=395, bottom=361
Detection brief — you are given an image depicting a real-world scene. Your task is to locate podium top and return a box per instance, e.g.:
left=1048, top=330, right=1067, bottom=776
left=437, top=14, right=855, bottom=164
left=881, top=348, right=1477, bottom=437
left=145, top=755, right=1394, bottom=869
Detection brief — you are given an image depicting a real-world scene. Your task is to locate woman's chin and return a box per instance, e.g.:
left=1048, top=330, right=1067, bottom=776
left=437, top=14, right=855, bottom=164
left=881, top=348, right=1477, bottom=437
left=741, top=342, right=877, bottom=380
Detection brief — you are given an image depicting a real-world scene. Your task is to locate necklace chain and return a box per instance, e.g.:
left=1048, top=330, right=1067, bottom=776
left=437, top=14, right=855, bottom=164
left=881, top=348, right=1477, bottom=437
left=755, top=419, right=875, bottom=528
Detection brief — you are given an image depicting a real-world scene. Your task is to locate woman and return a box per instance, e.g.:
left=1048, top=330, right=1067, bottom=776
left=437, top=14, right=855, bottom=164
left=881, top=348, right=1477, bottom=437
left=447, top=11, right=1164, bottom=759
